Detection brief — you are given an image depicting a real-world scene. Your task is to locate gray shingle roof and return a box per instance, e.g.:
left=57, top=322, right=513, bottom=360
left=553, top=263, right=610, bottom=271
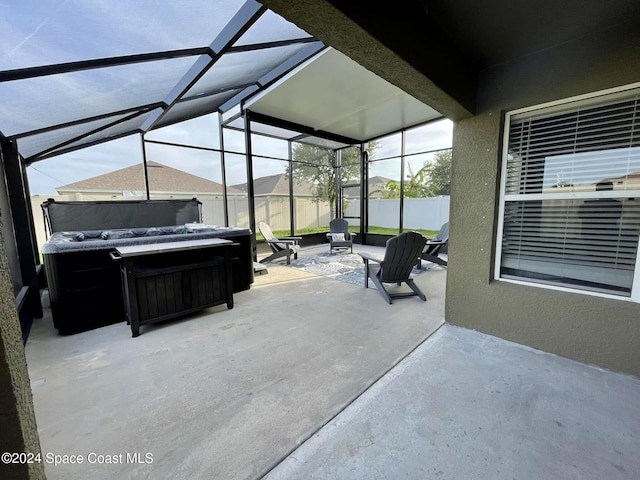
left=232, top=173, right=315, bottom=195
left=57, top=161, right=241, bottom=194
left=343, top=176, right=393, bottom=197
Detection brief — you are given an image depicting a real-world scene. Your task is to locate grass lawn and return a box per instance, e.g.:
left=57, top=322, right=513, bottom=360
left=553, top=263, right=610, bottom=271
left=257, top=225, right=439, bottom=240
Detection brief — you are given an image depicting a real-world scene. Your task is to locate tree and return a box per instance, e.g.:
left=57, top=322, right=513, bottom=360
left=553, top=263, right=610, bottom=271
left=289, top=143, right=373, bottom=218
left=382, top=162, right=430, bottom=198
left=380, top=149, right=451, bottom=198
left=423, top=149, right=452, bottom=196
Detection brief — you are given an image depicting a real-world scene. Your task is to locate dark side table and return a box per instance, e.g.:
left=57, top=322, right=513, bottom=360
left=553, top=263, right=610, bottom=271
left=112, top=238, right=234, bottom=337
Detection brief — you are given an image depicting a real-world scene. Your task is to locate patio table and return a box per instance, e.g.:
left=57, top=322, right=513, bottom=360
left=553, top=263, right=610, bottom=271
left=112, top=238, right=234, bottom=337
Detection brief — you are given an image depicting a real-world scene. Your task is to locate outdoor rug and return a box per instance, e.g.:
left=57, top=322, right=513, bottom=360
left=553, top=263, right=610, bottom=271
left=288, top=251, right=424, bottom=287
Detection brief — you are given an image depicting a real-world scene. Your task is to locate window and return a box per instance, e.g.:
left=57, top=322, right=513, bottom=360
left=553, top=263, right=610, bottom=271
left=496, top=86, right=640, bottom=299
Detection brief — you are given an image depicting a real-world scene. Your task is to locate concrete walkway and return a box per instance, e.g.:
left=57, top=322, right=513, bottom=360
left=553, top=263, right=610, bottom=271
left=265, top=324, right=640, bottom=480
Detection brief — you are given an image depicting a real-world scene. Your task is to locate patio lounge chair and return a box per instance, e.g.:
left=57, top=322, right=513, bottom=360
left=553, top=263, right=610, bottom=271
left=327, top=218, right=354, bottom=254
left=360, top=231, right=427, bottom=304
left=417, top=221, right=448, bottom=269
left=258, top=222, right=301, bottom=265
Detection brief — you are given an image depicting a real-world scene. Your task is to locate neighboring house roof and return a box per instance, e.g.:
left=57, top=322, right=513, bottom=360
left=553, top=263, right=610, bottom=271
left=547, top=172, right=640, bottom=193
left=602, top=172, right=640, bottom=186
left=344, top=176, right=393, bottom=197
left=368, top=175, right=394, bottom=185
left=57, top=161, right=241, bottom=194
left=232, top=173, right=315, bottom=196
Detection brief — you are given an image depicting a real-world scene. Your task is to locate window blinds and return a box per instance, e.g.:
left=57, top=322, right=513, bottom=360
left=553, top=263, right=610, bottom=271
left=506, top=97, right=640, bottom=194
left=500, top=92, right=640, bottom=295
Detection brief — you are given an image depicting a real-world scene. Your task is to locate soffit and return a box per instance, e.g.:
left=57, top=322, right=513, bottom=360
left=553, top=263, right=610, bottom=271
left=244, top=48, right=442, bottom=142
left=424, top=0, right=640, bottom=67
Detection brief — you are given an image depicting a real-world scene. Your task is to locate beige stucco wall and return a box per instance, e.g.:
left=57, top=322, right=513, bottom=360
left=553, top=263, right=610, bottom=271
left=447, top=22, right=640, bottom=376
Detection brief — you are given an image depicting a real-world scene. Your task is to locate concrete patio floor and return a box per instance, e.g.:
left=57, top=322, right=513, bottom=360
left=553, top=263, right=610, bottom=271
left=25, top=243, right=640, bottom=479
left=25, top=245, right=446, bottom=479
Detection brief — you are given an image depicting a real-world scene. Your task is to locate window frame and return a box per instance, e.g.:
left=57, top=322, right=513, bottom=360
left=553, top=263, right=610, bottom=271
left=495, top=82, right=640, bottom=302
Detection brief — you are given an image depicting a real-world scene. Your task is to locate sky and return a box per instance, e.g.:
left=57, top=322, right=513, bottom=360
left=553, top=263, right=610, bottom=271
left=3, top=0, right=453, bottom=195
left=26, top=117, right=453, bottom=195
left=1, top=1, right=246, bottom=71
left=540, top=147, right=640, bottom=190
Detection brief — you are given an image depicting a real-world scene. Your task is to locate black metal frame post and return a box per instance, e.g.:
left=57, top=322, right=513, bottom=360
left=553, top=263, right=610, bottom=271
left=335, top=148, right=342, bottom=219
left=244, top=111, right=257, bottom=261
left=288, top=140, right=295, bottom=236
left=140, top=134, right=151, bottom=200
left=399, top=129, right=406, bottom=233
left=218, top=112, right=230, bottom=227
left=140, top=1, right=266, bottom=134
left=361, top=145, right=368, bottom=245
left=1, top=139, right=43, bottom=342
left=20, top=162, right=40, bottom=264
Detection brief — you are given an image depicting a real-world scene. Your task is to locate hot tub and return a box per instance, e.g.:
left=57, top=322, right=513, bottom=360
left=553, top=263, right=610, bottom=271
left=40, top=199, right=253, bottom=334
left=43, top=224, right=253, bottom=335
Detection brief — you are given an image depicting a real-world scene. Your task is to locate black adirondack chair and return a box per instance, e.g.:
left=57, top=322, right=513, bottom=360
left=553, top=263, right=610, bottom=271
left=327, top=218, right=354, bottom=254
left=417, top=222, right=448, bottom=269
left=360, top=231, right=427, bottom=304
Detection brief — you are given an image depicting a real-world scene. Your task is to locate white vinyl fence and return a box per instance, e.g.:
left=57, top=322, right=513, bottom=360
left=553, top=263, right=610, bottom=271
left=345, top=196, right=450, bottom=231
left=206, top=195, right=332, bottom=232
